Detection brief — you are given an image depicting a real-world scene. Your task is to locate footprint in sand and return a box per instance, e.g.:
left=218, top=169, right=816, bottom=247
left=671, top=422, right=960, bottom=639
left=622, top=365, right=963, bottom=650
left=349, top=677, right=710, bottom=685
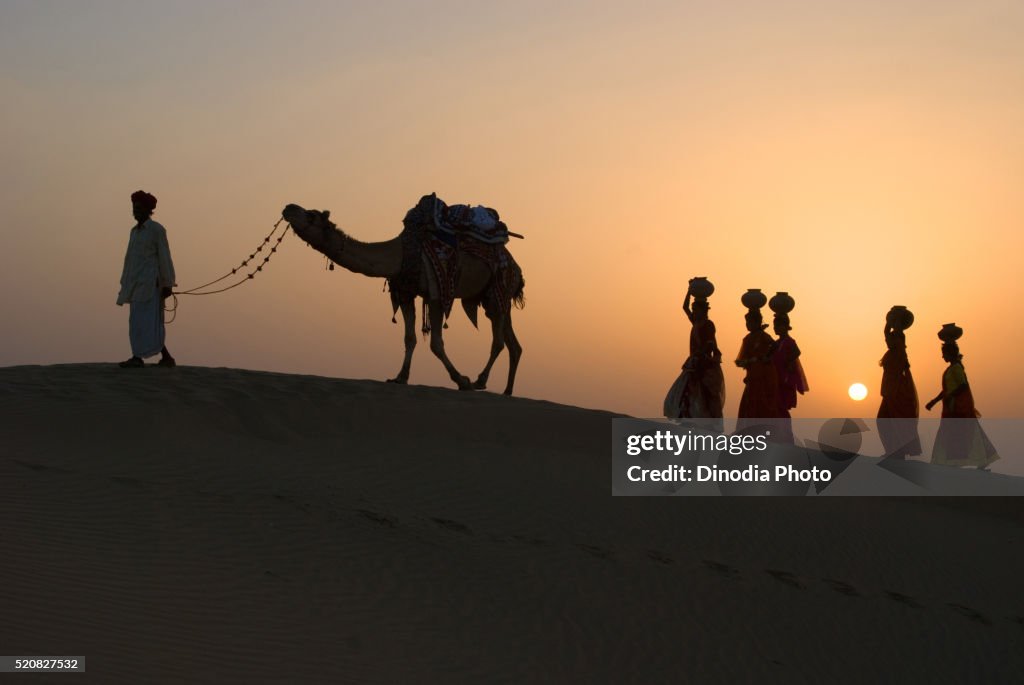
left=273, top=494, right=311, bottom=513
left=432, top=518, right=472, bottom=535
left=195, top=489, right=235, bottom=504
left=885, top=591, right=924, bottom=609
left=947, top=604, right=991, bottom=626
left=508, top=534, right=546, bottom=546
left=647, top=550, right=673, bottom=565
left=577, top=544, right=614, bottom=560
left=765, top=569, right=806, bottom=589
left=357, top=509, right=397, bottom=528
left=14, top=459, right=49, bottom=472
left=110, top=475, right=146, bottom=488
left=823, top=578, right=862, bottom=597
left=702, top=560, right=740, bottom=579
left=647, top=548, right=671, bottom=565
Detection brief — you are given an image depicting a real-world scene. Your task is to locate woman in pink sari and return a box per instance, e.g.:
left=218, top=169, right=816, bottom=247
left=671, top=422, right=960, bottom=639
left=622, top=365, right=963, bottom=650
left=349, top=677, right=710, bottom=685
left=772, top=314, right=808, bottom=443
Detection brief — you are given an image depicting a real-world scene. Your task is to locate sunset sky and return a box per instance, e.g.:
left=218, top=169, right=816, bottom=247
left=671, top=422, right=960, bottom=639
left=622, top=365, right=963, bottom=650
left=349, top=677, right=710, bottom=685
left=2, top=0, right=1022, bottom=418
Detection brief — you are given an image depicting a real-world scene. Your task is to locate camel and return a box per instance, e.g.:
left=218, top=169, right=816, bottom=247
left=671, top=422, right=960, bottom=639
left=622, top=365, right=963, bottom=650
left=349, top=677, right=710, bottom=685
left=281, top=196, right=524, bottom=394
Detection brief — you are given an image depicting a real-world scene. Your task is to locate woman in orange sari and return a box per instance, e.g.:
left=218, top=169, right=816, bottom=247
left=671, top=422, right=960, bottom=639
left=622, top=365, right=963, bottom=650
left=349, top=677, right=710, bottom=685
left=925, top=342, right=999, bottom=470
left=877, top=313, right=922, bottom=458
left=736, top=310, right=779, bottom=431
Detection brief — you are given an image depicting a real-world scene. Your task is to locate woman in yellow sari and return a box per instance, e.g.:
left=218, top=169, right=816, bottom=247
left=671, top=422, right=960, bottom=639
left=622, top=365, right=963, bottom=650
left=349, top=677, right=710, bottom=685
left=925, top=342, right=999, bottom=470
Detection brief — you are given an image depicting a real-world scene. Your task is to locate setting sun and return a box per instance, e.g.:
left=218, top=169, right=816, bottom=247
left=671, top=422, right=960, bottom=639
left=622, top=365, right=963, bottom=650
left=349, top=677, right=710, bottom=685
left=848, top=383, right=868, bottom=401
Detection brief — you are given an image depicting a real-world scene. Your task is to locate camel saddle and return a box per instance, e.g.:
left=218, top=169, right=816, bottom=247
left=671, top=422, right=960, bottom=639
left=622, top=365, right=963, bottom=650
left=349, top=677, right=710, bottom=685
left=389, top=194, right=519, bottom=326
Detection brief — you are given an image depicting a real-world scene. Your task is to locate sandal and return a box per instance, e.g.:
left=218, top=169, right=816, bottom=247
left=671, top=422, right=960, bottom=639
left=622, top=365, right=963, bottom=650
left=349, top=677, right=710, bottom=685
left=157, top=356, right=177, bottom=368
left=118, top=357, right=144, bottom=368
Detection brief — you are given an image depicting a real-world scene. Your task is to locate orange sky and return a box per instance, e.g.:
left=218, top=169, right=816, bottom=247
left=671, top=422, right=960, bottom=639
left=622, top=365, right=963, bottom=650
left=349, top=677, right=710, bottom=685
left=1, top=0, right=1022, bottom=418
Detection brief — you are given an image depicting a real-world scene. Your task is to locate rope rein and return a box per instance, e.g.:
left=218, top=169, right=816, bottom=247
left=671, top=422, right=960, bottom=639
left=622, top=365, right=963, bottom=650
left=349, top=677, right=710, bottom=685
left=164, top=217, right=291, bottom=323
left=161, top=211, right=515, bottom=324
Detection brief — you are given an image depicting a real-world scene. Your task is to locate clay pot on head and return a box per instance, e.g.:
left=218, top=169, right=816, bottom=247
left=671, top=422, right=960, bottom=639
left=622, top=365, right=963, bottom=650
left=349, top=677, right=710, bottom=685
left=886, top=305, right=914, bottom=331
left=741, top=289, right=767, bottom=309
left=938, top=323, right=963, bottom=343
left=688, top=277, right=715, bottom=299
left=769, top=291, right=795, bottom=314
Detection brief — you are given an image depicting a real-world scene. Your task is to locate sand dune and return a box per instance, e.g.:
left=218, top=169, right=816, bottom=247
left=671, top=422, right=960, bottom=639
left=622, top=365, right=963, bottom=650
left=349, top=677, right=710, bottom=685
left=2, top=364, right=1023, bottom=683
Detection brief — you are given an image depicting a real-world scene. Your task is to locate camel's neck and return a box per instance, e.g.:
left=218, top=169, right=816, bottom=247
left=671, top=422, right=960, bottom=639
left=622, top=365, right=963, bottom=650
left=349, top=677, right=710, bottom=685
left=300, top=224, right=402, bottom=278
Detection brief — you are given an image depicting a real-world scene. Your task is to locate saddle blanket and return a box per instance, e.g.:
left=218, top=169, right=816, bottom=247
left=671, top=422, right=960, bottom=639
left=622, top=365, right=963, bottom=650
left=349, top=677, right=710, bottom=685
left=422, top=234, right=518, bottom=320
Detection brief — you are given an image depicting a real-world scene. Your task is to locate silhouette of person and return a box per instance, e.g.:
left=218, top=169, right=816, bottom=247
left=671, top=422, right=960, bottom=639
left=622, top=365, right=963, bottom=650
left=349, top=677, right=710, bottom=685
left=771, top=313, right=808, bottom=443
left=925, top=341, right=999, bottom=470
left=663, top=285, right=726, bottom=422
left=877, top=311, right=922, bottom=458
left=736, top=309, right=780, bottom=431
left=116, top=190, right=176, bottom=368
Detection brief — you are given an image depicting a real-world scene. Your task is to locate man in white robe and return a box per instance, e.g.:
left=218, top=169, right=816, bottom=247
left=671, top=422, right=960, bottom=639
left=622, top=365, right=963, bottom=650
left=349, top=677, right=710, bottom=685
left=116, top=190, right=177, bottom=367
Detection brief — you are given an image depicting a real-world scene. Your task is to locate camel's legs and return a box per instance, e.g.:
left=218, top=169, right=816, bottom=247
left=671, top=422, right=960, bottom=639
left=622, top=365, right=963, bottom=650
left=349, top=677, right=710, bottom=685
left=427, top=301, right=472, bottom=390
left=502, top=311, right=522, bottom=396
left=387, top=300, right=416, bottom=384
left=473, top=312, right=506, bottom=390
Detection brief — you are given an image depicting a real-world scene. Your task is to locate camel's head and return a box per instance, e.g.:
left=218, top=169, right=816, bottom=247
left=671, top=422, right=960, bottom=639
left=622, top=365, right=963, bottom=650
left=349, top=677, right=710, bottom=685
left=282, top=204, right=333, bottom=244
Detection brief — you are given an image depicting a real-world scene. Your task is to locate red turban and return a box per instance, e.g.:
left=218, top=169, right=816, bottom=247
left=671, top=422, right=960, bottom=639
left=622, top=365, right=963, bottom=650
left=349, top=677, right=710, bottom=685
left=131, top=190, right=158, bottom=212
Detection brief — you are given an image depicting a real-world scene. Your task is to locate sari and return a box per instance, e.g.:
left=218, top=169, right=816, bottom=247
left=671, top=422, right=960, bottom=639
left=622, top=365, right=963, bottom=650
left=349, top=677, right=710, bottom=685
left=772, top=335, right=808, bottom=414
left=876, top=330, right=922, bottom=457
left=931, top=363, right=999, bottom=468
left=770, top=335, right=808, bottom=444
left=664, top=320, right=726, bottom=420
left=736, top=330, right=780, bottom=430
